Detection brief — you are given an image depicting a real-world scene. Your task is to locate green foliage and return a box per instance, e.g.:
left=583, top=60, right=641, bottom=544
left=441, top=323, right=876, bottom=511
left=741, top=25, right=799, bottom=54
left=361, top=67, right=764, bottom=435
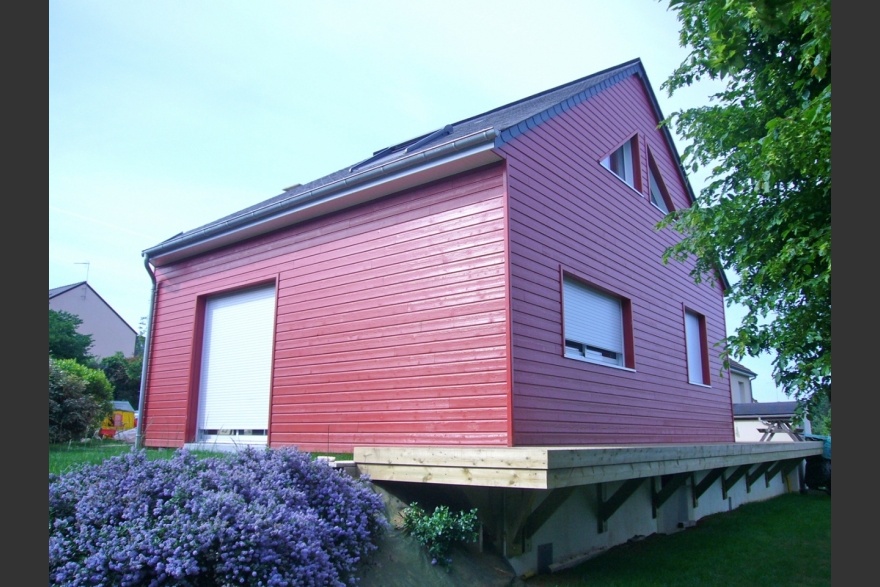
left=55, top=358, right=115, bottom=402
left=808, top=394, right=831, bottom=435
left=49, top=357, right=114, bottom=443
left=401, top=502, right=480, bottom=568
left=49, top=309, right=94, bottom=364
left=134, top=316, right=148, bottom=357
left=99, top=352, right=142, bottom=408
left=658, top=0, right=831, bottom=413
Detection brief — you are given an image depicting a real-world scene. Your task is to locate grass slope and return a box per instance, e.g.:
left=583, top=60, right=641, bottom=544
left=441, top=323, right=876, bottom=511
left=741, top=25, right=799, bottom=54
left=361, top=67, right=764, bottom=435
left=524, top=491, right=831, bottom=587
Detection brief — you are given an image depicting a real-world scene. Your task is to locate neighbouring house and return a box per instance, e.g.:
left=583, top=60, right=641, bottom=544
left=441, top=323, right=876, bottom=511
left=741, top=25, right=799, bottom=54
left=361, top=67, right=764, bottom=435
left=733, top=401, right=809, bottom=442
left=49, top=281, right=138, bottom=359
left=137, top=58, right=823, bottom=577
left=728, top=360, right=810, bottom=442
left=729, top=359, right=757, bottom=404
left=139, top=58, right=734, bottom=452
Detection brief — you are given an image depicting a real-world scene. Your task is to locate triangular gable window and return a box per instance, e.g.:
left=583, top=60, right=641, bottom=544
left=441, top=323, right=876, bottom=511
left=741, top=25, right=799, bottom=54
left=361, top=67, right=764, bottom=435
left=647, top=152, right=674, bottom=213
left=649, top=167, right=669, bottom=213
left=601, top=137, right=638, bottom=189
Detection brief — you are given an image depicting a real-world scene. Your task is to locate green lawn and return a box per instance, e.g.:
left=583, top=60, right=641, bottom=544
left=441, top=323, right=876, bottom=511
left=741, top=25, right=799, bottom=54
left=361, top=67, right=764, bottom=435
left=49, top=439, right=353, bottom=476
left=524, top=490, right=831, bottom=587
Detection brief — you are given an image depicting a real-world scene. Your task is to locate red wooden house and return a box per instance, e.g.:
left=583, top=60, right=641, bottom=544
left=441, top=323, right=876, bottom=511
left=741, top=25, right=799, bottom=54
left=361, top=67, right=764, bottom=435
left=139, top=58, right=733, bottom=453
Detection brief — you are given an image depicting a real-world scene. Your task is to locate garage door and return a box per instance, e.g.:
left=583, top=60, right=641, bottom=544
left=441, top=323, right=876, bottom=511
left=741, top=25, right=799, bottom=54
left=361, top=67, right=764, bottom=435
left=196, top=285, right=276, bottom=446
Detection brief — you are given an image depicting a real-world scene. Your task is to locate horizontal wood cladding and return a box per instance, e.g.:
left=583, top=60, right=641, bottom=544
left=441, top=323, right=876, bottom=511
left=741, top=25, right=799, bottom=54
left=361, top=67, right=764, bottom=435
left=143, top=164, right=511, bottom=451
left=499, top=75, right=732, bottom=446
left=273, top=430, right=510, bottom=454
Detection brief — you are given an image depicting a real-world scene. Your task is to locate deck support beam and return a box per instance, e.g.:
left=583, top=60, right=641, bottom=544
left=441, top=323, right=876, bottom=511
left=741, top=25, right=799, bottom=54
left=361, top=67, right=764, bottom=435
left=722, top=465, right=751, bottom=499
left=765, top=458, right=802, bottom=487
left=692, top=467, right=724, bottom=507
left=652, top=473, right=691, bottom=518
left=597, top=478, right=645, bottom=533
left=516, top=486, right=577, bottom=553
left=502, top=489, right=538, bottom=557
left=746, top=461, right=774, bottom=491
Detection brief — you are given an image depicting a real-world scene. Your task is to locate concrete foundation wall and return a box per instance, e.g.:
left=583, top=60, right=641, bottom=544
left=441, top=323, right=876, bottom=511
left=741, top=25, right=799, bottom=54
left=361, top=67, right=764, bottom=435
left=369, top=467, right=798, bottom=578
left=502, top=467, right=796, bottom=576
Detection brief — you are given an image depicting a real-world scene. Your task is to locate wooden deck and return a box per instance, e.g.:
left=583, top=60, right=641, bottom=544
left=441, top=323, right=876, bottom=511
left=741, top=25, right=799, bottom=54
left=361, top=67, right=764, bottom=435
left=353, top=442, right=824, bottom=489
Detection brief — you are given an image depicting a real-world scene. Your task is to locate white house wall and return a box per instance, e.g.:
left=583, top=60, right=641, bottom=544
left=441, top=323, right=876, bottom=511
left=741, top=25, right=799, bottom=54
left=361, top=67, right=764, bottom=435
left=735, top=420, right=802, bottom=442
left=730, top=371, right=754, bottom=403
left=50, top=284, right=137, bottom=358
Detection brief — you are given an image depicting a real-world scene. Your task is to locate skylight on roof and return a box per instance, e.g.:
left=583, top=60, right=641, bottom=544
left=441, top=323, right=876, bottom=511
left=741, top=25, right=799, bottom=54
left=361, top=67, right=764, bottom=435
left=349, top=125, right=453, bottom=172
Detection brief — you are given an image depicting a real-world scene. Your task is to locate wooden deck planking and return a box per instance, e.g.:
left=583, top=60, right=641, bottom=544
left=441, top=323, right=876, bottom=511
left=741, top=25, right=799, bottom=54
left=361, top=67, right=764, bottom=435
left=353, top=442, right=824, bottom=489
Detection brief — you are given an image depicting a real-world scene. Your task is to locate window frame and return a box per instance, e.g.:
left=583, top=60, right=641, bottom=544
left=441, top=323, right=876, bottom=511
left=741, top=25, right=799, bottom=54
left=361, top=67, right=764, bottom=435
left=562, top=272, right=634, bottom=370
left=684, top=308, right=710, bottom=385
left=646, top=148, right=674, bottom=213
left=600, top=135, right=642, bottom=192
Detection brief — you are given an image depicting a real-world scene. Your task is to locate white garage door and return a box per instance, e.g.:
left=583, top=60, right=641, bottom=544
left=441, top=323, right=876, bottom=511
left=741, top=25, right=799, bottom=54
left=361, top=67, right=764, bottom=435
left=196, top=285, right=276, bottom=446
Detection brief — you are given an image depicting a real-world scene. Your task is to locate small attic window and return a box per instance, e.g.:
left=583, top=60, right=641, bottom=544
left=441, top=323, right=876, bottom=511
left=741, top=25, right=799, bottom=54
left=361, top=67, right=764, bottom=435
left=601, top=137, right=639, bottom=190
left=647, top=151, right=674, bottom=213
left=648, top=168, right=669, bottom=213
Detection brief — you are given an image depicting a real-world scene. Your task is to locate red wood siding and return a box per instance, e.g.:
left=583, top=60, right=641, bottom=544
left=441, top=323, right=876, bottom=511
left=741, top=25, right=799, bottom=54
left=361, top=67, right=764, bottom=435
left=498, top=75, right=733, bottom=445
left=143, top=164, right=510, bottom=451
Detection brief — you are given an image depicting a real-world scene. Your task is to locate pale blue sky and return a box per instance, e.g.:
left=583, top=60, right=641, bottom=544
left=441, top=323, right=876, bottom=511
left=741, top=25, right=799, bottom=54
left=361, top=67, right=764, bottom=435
left=49, top=0, right=785, bottom=401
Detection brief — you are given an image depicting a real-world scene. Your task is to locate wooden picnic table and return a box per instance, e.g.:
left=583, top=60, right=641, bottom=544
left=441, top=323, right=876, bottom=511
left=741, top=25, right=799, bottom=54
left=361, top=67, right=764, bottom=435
left=757, top=418, right=804, bottom=441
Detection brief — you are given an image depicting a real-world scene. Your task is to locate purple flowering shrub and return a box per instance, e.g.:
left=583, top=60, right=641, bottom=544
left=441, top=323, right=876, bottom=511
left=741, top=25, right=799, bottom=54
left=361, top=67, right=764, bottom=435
left=49, top=447, right=386, bottom=586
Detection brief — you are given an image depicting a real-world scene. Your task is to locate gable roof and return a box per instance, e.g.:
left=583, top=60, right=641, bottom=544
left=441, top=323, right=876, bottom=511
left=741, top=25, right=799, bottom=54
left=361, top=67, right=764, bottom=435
left=144, top=58, right=724, bottom=287
left=728, top=359, right=758, bottom=378
left=49, top=281, right=87, bottom=299
left=49, top=281, right=138, bottom=335
left=733, top=401, right=798, bottom=419
left=111, top=400, right=136, bottom=413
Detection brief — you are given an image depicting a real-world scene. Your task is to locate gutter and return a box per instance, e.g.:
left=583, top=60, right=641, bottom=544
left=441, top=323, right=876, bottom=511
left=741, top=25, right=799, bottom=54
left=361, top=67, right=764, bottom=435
left=134, top=256, right=158, bottom=450
left=143, top=128, right=500, bottom=265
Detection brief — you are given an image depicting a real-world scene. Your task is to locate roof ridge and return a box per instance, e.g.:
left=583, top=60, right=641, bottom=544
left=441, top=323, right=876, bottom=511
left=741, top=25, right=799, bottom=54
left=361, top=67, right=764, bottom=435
left=451, top=57, right=642, bottom=130
left=144, top=58, right=680, bottom=268
left=49, top=281, right=87, bottom=298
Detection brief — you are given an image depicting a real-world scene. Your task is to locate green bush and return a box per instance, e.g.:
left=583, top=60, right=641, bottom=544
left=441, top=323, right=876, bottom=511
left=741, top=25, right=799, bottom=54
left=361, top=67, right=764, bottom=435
left=401, top=502, right=480, bottom=568
left=99, top=352, right=142, bottom=408
left=49, top=309, right=95, bottom=364
left=49, top=357, right=113, bottom=443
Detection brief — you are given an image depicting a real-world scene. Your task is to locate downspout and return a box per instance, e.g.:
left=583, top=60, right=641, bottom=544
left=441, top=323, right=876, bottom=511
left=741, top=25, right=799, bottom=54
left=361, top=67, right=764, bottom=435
left=135, top=255, right=158, bottom=450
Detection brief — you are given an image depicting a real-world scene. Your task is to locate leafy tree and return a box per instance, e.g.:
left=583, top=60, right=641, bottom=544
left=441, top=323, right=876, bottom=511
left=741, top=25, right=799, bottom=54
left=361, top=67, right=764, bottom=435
left=808, top=394, right=831, bottom=436
left=49, top=309, right=94, bottom=364
left=100, top=352, right=142, bottom=408
left=49, top=357, right=114, bottom=443
left=134, top=316, right=147, bottom=357
left=658, top=0, right=830, bottom=414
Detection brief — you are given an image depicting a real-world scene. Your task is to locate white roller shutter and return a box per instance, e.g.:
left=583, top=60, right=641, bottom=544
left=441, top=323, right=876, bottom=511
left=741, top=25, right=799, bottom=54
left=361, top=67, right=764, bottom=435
left=197, top=285, right=276, bottom=445
left=563, top=278, right=623, bottom=364
left=685, top=310, right=706, bottom=384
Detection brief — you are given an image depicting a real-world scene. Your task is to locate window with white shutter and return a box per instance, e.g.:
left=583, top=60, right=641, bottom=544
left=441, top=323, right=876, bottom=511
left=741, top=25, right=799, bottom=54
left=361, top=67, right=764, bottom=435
left=563, top=276, right=628, bottom=367
left=196, top=284, right=276, bottom=445
left=685, top=309, right=709, bottom=385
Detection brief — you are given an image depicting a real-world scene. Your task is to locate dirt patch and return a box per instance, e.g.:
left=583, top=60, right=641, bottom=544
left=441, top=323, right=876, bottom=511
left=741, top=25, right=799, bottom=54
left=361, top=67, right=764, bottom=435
left=355, top=485, right=528, bottom=587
